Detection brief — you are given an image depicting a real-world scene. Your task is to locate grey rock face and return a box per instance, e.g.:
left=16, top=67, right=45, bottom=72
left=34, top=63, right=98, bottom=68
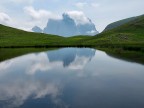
left=77, top=19, right=98, bottom=36
left=33, top=13, right=99, bottom=37
left=43, top=14, right=79, bottom=36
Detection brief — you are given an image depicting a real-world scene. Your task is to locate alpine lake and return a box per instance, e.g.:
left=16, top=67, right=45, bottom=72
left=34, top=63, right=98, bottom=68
left=0, top=48, right=144, bottom=108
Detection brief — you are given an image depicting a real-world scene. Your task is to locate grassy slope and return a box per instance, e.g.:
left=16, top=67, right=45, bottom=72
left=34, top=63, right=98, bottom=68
left=0, top=24, right=93, bottom=47
left=80, top=15, right=144, bottom=64
left=0, top=48, right=57, bottom=62
left=0, top=25, right=66, bottom=47
left=82, top=15, right=144, bottom=47
left=0, top=15, right=144, bottom=48
left=0, top=15, right=144, bottom=63
left=103, top=16, right=138, bottom=31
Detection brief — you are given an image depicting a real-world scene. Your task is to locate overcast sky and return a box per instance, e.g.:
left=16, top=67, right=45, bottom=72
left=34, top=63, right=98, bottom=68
left=0, top=0, right=144, bottom=32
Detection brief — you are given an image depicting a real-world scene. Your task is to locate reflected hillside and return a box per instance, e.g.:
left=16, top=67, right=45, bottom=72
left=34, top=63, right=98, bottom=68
left=105, top=51, right=144, bottom=65
left=0, top=48, right=144, bottom=108
left=0, top=48, right=96, bottom=108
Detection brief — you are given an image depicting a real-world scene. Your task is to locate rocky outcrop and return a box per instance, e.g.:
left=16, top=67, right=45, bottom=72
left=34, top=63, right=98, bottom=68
left=32, top=13, right=99, bottom=37
left=32, top=26, right=42, bottom=33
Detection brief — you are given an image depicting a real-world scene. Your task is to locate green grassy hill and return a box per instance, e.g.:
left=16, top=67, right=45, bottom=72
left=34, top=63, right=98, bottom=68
left=83, top=15, right=144, bottom=47
left=0, top=14, right=144, bottom=63
left=0, top=14, right=144, bottom=48
left=81, top=14, right=144, bottom=64
left=0, top=24, right=66, bottom=47
left=103, top=16, right=139, bottom=31
left=0, top=24, right=91, bottom=47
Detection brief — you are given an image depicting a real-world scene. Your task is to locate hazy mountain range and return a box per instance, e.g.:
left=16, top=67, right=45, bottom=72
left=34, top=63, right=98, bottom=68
left=32, top=13, right=99, bottom=37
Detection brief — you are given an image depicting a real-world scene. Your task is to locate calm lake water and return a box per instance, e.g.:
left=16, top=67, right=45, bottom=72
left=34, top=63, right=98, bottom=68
left=0, top=48, right=144, bottom=108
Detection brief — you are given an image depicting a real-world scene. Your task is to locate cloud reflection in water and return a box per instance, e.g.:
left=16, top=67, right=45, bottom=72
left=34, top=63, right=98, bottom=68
left=0, top=48, right=96, bottom=108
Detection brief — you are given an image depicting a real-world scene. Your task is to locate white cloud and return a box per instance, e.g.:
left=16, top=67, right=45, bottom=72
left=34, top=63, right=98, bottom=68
left=0, top=12, right=12, bottom=25
left=23, top=7, right=94, bottom=31
left=24, top=6, right=52, bottom=20
left=0, top=80, right=60, bottom=107
left=87, top=30, right=98, bottom=35
left=23, top=6, right=61, bottom=31
left=0, top=60, right=14, bottom=77
left=0, top=9, right=95, bottom=33
left=0, top=12, right=34, bottom=32
left=26, top=53, right=57, bottom=75
left=0, top=12, right=29, bottom=31
left=66, top=11, right=90, bottom=25
left=68, top=55, right=91, bottom=70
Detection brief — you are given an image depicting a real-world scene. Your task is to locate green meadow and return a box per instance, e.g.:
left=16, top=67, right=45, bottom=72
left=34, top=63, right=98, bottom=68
left=0, top=15, right=144, bottom=63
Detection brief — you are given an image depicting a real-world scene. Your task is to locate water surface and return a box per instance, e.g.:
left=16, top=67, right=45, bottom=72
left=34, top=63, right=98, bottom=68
left=0, top=48, right=144, bottom=108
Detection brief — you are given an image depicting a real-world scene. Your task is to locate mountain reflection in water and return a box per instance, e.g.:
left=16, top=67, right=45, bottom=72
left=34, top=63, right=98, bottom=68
left=0, top=48, right=96, bottom=108
left=48, top=48, right=95, bottom=67
left=0, top=48, right=144, bottom=108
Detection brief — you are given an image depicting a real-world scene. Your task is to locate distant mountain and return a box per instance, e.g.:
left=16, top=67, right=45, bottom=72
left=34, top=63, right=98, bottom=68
left=44, top=14, right=78, bottom=37
left=77, top=19, right=98, bottom=36
left=89, top=14, right=144, bottom=45
left=1, top=14, right=143, bottom=49
left=32, top=13, right=99, bottom=37
left=32, top=26, right=42, bottom=33
left=1, top=13, right=144, bottom=63
left=103, top=14, right=144, bottom=32
left=103, top=16, right=138, bottom=32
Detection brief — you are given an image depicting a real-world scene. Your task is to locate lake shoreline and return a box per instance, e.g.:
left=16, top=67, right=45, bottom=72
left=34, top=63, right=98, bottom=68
left=0, top=46, right=144, bottom=65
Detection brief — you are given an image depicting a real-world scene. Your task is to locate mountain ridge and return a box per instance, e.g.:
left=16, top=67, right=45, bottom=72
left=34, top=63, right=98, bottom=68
left=0, top=14, right=143, bottom=48
left=103, top=15, right=143, bottom=32
left=32, top=13, right=99, bottom=37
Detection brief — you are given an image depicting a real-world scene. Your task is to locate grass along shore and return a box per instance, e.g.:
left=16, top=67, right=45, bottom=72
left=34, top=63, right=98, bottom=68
left=0, top=15, right=144, bottom=64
